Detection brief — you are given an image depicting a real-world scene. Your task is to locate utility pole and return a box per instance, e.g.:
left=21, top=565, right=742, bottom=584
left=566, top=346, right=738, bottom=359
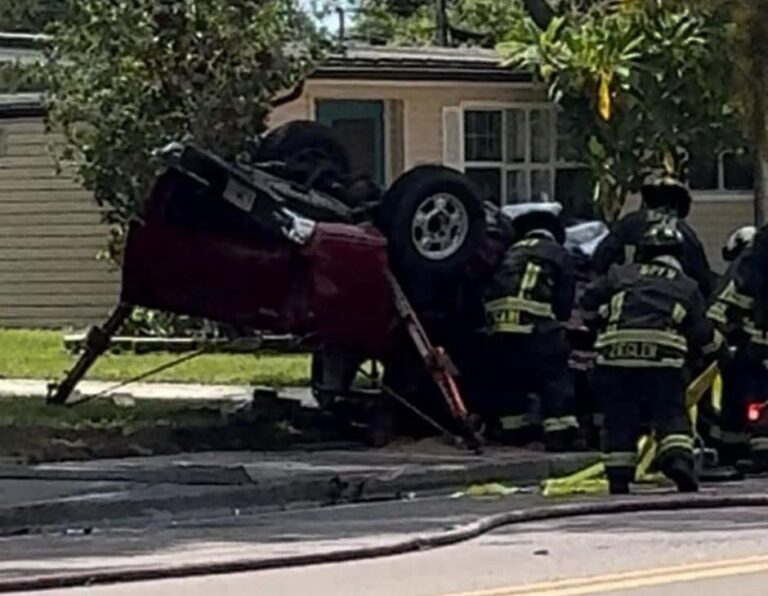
left=336, top=6, right=346, bottom=51
left=436, top=0, right=448, bottom=46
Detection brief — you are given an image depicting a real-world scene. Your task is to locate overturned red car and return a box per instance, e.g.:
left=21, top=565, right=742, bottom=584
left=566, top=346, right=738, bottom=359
left=50, top=121, right=503, bottom=448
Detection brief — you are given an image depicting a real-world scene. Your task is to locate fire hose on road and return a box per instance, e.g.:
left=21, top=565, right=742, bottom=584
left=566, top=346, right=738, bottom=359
left=3, top=493, right=768, bottom=593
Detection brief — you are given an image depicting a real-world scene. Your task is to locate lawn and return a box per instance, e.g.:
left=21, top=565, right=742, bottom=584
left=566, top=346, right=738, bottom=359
left=0, top=329, right=311, bottom=387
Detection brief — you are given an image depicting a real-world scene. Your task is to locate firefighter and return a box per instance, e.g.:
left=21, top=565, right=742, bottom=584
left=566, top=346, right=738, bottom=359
left=484, top=203, right=579, bottom=452
left=593, top=176, right=713, bottom=298
left=707, top=225, right=768, bottom=470
left=581, top=220, right=726, bottom=494
left=693, top=226, right=757, bottom=453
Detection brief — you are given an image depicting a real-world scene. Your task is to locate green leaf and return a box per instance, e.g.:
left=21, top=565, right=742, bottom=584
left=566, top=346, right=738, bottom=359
left=494, top=0, right=743, bottom=217
left=588, top=135, right=607, bottom=159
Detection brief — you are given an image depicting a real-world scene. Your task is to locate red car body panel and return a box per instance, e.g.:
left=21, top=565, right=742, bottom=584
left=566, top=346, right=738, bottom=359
left=300, top=223, right=396, bottom=353
left=121, top=189, right=397, bottom=354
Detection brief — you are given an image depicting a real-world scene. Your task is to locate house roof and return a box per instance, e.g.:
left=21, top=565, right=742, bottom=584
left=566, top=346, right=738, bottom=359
left=0, top=33, right=531, bottom=115
left=0, top=92, right=44, bottom=117
left=316, top=45, right=531, bottom=83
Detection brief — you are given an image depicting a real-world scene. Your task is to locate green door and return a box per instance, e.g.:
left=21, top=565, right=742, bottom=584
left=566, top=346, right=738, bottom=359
left=316, top=100, right=385, bottom=185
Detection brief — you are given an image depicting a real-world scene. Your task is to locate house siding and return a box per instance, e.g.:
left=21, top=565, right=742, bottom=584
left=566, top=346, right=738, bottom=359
left=0, top=117, right=119, bottom=328
left=688, top=199, right=753, bottom=272
left=271, top=81, right=546, bottom=172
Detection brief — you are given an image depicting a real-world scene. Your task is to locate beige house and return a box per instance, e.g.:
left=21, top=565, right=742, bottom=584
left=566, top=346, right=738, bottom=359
left=0, top=45, right=755, bottom=328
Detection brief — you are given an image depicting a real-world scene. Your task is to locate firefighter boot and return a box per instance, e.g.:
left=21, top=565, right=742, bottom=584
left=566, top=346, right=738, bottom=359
left=661, top=455, right=699, bottom=493
left=606, top=467, right=633, bottom=495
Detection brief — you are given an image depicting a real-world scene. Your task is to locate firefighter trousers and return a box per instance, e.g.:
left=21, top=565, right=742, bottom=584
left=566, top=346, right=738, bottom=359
left=486, top=327, right=578, bottom=446
left=592, top=366, right=694, bottom=486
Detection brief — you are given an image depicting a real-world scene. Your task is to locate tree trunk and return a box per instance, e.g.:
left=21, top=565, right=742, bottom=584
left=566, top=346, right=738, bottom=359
left=755, top=146, right=768, bottom=227
left=435, top=0, right=448, bottom=46
left=753, top=94, right=768, bottom=227
left=521, top=0, right=556, bottom=29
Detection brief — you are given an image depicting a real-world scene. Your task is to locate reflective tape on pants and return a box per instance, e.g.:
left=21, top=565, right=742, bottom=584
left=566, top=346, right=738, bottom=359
left=500, top=414, right=532, bottom=431
left=658, top=434, right=694, bottom=457
left=543, top=416, right=579, bottom=433
left=604, top=451, right=636, bottom=468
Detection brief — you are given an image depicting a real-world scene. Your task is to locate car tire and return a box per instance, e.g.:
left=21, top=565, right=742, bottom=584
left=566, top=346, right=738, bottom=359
left=380, top=165, right=486, bottom=277
left=257, top=120, right=351, bottom=175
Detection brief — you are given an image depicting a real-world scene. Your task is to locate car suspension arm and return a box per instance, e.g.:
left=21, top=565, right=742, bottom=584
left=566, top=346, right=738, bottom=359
left=47, top=303, right=134, bottom=405
left=386, top=272, right=483, bottom=452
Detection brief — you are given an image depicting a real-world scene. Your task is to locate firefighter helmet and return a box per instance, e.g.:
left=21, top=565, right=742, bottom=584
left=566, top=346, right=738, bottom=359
left=723, top=225, right=757, bottom=262
left=640, top=175, right=692, bottom=219
left=501, top=202, right=566, bottom=244
left=637, top=218, right=684, bottom=263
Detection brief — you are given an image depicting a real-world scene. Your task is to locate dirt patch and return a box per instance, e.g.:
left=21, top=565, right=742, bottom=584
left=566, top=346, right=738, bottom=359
left=0, top=396, right=352, bottom=462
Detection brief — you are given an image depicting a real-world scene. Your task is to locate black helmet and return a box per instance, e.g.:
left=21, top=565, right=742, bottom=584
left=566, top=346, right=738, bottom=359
left=637, top=218, right=684, bottom=263
left=641, top=175, right=692, bottom=219
left=503, top=202, right=566, bottom=244
left=514, top=211, right=566, bottom=244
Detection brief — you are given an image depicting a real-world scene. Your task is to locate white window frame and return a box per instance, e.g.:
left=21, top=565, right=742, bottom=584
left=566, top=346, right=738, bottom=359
left=686, top=149, right=754, bottom=201
left=633, top=148, right=752, bottom=205
left=457, top=102, right=582, bottom=205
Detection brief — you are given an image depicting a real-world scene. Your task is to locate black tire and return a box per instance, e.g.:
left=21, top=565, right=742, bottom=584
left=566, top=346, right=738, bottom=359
left=380, top=165, right=486, bottom=277
left=257, top=120, right=351, bottom=174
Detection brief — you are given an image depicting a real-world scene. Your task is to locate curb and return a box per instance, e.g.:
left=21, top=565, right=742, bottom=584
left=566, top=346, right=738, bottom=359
left=0, top=453, right=598, bottom=531
left=2, top=493, right=768, bottom=593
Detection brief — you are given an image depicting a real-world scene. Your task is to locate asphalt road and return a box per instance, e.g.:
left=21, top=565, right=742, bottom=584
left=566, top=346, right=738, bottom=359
left=7, top=495, right=768, bottom=596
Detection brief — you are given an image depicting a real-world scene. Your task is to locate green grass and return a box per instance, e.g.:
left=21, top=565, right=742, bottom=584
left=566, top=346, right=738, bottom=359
left=0, top=329, right=311, bottom=387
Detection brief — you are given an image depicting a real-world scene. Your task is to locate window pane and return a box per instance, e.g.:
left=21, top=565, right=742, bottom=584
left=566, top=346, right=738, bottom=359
left=505, top=109, right=526, bottom=163
left=556, top=115, right=581, bottom=163
left=465, top=167, right=501, bottom=205
left=531, top=169, right=553, bottom=201
left=556, top=168, right=594, bottom=221
left=464, top=111, right=502, bottom=162
left=506, top=170, right=529, bottom=204
left=724, top=151, right=754, bottom=191
left=688, top=150, right=718, bottom=190
left=530, top=109, right=552, bottom=163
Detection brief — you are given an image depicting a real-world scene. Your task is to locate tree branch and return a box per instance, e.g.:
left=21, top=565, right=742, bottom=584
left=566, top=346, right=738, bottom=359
left=271, top=80, right=305, bottom=108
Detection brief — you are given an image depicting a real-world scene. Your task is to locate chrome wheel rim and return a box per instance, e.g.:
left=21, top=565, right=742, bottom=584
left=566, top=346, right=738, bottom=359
left=410, top=193, right=469, bottom=261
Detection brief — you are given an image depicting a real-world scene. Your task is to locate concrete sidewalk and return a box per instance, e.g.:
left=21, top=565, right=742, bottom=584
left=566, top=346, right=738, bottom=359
left=0, top=378, right=314, bottom=406
left=0, top=446, right=599, bottom=531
